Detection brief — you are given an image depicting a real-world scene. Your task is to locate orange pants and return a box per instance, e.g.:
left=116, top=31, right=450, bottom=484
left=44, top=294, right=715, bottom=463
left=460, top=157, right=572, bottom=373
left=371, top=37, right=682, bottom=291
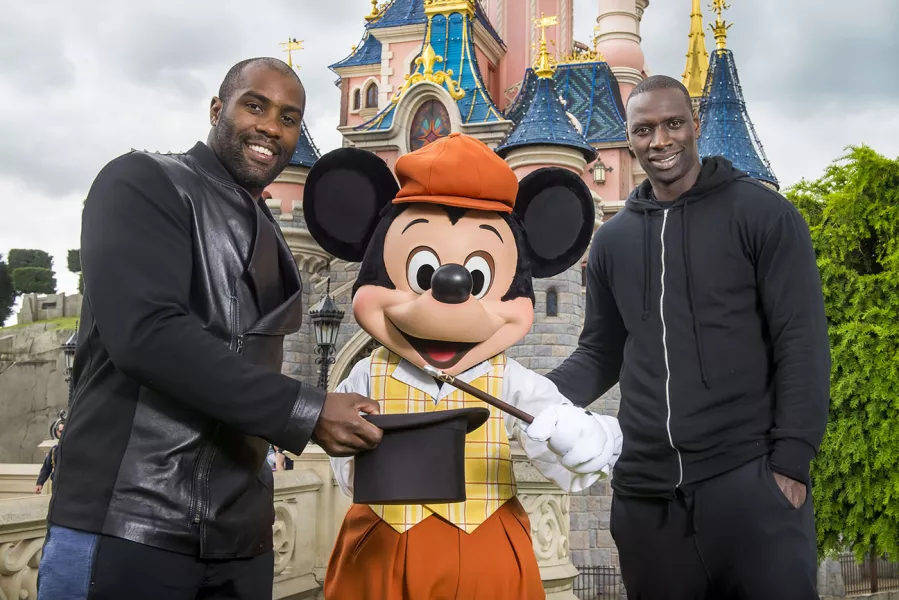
left=324, top=498, right=545, bottom=600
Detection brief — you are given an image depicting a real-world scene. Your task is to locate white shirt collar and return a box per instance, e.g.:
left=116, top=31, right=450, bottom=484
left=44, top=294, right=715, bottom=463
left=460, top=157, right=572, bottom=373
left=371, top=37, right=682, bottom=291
left=391, top=357, right=493, bottom=403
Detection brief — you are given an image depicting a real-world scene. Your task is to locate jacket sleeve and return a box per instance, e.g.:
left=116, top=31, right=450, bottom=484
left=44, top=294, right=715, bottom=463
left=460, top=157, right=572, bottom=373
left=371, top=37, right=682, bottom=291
left=36, top=451, right=53, bottom=486
left=80, top=152, right=325, bottom=456
left=545, top=232, right=627, bottom=407
left=327, top=358, right=373, bottom=497
left=755, top=207, right=831, bottom=485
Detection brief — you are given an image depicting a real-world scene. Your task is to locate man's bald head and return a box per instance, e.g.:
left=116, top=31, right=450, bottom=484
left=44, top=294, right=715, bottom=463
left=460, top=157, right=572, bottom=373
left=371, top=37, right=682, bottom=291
left=218, top=57, right=304, bottom=108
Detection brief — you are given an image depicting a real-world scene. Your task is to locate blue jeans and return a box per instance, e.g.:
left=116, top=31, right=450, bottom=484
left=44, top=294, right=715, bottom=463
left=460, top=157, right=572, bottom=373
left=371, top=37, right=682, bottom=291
left=38, top=525, right=99, bottom=600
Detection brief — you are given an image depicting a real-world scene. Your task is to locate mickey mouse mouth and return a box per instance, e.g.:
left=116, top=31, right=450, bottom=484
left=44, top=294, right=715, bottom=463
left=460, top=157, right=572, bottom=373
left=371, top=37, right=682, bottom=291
left=398, top=331, right=478, bottom=370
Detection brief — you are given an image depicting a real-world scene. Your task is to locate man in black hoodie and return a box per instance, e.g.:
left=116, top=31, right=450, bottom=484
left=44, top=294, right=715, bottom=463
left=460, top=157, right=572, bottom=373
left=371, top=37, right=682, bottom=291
left=547, top=76, right=830, bottom=598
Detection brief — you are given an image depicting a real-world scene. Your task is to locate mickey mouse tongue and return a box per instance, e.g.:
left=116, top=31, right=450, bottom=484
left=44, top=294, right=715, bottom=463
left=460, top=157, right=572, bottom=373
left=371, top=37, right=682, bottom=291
left=424, top=344, right=457, bottom=364
left=401, top=333, right=477, bottom=370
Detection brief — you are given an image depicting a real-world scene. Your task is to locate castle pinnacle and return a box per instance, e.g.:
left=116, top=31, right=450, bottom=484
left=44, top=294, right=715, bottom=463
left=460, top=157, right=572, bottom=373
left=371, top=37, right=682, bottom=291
left=682, top=0, right=709, bottom=98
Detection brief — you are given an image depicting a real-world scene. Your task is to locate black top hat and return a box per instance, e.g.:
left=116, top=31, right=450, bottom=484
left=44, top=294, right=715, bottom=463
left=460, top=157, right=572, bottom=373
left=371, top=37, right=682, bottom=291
left=352, top=407, right=490, bottom=505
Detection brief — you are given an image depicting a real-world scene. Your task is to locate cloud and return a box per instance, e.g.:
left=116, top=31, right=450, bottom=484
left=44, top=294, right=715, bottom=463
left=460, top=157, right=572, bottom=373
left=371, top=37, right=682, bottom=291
left=1, top=0, right=898, bottom=327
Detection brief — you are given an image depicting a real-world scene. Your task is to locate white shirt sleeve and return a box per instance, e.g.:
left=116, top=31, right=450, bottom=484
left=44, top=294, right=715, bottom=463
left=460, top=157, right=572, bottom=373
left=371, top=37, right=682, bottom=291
left=502, top=358, right=606, bottom=493
left=328, top=357, right=372, bottom=498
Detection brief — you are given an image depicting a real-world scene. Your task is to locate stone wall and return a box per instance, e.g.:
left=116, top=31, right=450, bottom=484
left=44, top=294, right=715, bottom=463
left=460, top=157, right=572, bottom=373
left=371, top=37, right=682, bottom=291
left=0, top=323, right=72, bottom=463
left=16, top=293, right=82, bottom=326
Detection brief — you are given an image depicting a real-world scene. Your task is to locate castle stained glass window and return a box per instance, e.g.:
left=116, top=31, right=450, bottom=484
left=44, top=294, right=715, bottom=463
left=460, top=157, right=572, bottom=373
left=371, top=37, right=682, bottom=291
left=409, top=99, right=452, bottom=151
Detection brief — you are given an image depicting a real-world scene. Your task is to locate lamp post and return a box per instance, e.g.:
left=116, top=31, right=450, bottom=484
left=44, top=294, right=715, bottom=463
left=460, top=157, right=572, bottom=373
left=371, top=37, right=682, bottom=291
left=309, top=278, right=344, bottom=391
left=61, top=328, right=78, bottom=404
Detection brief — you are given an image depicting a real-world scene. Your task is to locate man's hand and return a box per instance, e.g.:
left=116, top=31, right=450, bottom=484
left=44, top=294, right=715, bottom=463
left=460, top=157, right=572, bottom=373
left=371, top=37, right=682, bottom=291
left=312, top=393, right=383, bottom=457
left=35, top=485, right=43, bottom=494
left=773, top=472, right=807, bottom=508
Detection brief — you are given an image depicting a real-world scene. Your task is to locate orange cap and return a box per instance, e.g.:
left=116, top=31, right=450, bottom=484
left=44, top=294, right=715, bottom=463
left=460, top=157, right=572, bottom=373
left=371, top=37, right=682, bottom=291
left=393, top=133, right=519, bottom=213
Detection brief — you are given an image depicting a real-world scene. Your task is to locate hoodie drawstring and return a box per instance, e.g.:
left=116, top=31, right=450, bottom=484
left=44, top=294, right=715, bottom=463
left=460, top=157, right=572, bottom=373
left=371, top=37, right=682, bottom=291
left=681, top=201, right=711, bottom=390
left=642, top=210, right=651, bottom=321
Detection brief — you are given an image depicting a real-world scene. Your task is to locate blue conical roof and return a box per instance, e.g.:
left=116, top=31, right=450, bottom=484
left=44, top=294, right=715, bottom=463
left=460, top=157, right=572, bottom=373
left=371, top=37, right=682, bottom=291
left=496, top=75, right=596, bottom=161
left=329, top=31, right=381, bottom=70
left=289, top=121, right=321, bottom=168
left=698, top=49, right=778, bottom=188
left=505, top=62, right=626, bottom=144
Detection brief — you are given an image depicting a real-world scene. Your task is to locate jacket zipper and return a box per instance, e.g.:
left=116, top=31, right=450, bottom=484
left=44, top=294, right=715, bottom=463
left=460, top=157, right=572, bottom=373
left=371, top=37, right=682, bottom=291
left=659, top=209, right=684, bottom=488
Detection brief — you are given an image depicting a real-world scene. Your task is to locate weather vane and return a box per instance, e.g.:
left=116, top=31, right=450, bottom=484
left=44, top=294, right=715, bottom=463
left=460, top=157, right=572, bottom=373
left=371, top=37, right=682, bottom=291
left=280, top=37, right=304, bottom=70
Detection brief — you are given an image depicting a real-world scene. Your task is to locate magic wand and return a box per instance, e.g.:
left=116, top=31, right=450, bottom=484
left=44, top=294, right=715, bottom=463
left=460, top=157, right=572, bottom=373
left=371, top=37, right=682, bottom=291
left=421, top=364, right=534, bottom=424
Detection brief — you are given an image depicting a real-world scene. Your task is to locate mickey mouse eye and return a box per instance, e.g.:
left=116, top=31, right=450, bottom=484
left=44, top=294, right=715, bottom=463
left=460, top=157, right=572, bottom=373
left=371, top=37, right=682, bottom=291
left=407, top=247, right=440, bottom=294
left=464, top=254, right=494, bottom=299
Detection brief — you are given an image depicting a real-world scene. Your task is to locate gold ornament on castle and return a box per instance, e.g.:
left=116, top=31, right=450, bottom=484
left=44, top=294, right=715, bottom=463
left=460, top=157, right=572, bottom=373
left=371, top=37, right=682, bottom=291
left=709, top=0, right=732, bottom=52
left=424, top=0, right=476, bottom=17
left=532, top=13, right=558, bottom=78
left=279, top=38, right=304, bottom=70
left=391, top=43, right=466, bottom=103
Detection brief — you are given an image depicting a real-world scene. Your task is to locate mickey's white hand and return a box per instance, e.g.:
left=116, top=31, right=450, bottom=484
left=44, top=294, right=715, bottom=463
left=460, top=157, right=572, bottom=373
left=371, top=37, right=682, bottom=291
left=525, top=404, right=622, bottom=475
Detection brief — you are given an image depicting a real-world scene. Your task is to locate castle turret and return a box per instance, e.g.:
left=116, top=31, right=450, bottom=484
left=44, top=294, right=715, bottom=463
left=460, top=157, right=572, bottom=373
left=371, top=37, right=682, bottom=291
left=595, top=0, right=649, bottom=100
left=496, top=20, right=596, bottom=177
left=697, top=0, right=778, bottom=189
left=681, top=0, right=709, bottom=112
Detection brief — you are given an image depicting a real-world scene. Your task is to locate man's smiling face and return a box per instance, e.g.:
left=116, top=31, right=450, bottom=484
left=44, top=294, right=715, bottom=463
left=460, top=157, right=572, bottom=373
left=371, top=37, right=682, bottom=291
left=626, top=87, right=701, bottom=189
left=208, top=63, right=305, bottom=197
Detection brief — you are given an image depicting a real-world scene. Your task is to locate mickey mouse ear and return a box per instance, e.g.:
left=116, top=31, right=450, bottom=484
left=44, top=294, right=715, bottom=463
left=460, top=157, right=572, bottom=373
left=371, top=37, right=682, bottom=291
left=303, top=148, right=399, bottom=262
left=514, top=168, right=595, bottom=278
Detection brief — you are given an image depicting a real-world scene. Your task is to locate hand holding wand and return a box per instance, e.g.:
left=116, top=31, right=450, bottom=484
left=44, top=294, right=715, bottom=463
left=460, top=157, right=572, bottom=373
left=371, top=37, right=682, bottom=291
left=421, top=364, right=534, bottom=424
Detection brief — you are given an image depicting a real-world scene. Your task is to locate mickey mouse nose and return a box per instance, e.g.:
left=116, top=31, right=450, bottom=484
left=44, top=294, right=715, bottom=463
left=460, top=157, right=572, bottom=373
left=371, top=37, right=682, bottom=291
left=430, top=264, right=472, bottom=304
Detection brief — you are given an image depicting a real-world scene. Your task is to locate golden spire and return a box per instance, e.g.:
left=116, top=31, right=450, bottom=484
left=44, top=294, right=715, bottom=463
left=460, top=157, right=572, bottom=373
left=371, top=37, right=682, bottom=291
left=532, top=13, right=559, bottom=78
left=682, top=0, right=709, bottom=97
left=709, top=0, right=732, bottom=52
left=279, top=38, right=304, bottom=70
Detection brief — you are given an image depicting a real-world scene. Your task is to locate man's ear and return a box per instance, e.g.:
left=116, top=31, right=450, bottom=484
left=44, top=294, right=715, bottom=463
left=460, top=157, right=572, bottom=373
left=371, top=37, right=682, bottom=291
left=210, top=97, right=222, bottom=126
left=303, top=148, right=399, bottom=262
left=513, top=168, right=595, bottom=278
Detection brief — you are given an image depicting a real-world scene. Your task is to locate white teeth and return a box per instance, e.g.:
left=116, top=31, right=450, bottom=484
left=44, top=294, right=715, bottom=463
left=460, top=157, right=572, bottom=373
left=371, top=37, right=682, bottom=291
left=248, top=144, right=273, bottom=157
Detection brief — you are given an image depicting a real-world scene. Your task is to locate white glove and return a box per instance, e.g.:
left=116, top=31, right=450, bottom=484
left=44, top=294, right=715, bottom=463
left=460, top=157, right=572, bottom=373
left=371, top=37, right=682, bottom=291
left=525, top=403, right=622, bottom=475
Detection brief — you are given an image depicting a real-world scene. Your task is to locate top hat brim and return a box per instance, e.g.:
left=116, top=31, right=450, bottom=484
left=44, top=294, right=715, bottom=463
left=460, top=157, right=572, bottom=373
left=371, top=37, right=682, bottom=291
left=363, top=407, right=490, bottom=434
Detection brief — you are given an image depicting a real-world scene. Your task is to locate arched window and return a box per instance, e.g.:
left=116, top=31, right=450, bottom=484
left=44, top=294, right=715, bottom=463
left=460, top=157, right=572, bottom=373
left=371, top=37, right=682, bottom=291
left=581, top=262, right=587, bottom=286
left=409, top=99, right=452, bottom=151
left=353, top=89, right=361, bottom=110
left=546, top=288, right=558, bottom=317
left=365, top=83, right=378, bottom=108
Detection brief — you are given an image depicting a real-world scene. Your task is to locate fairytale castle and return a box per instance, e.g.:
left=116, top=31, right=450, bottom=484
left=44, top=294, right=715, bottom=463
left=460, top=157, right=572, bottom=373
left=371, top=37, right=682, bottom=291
left=266, top=0, right=777, bottom=409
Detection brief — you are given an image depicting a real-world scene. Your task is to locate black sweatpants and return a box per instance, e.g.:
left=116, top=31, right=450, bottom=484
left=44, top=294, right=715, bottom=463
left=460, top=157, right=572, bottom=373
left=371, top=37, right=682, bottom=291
left=611, top=455, right=818, bottom=599
left=88, top=535, right=273, bottom=600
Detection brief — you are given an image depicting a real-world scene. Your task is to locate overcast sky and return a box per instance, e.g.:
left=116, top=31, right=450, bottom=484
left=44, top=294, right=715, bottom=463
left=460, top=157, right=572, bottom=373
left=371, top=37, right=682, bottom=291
left=2, top=0, right=897, bottom=324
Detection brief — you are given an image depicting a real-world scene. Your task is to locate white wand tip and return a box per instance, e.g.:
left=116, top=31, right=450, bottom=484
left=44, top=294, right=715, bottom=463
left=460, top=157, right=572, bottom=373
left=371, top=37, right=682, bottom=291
left=422, top=364, right=441, bottom=378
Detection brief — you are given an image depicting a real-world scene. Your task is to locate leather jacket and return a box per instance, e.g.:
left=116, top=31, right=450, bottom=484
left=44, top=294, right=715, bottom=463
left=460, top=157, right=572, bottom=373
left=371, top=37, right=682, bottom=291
left=49, top=142, right=325, bottom=559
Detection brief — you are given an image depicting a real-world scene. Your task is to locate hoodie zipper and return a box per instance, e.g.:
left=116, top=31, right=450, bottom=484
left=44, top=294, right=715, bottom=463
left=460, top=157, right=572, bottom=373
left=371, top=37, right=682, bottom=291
left=659, top=209, right=684, bottom=488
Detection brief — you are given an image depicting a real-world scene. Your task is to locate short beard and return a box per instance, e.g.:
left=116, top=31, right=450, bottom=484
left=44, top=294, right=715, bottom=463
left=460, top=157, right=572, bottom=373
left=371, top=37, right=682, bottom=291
left=209, top=115, right=292, bottom=193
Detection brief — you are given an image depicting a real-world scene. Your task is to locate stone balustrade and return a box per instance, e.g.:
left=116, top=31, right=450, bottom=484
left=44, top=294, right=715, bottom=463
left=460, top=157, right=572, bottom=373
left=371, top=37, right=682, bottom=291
left=0, top=442, right=578, bottom=599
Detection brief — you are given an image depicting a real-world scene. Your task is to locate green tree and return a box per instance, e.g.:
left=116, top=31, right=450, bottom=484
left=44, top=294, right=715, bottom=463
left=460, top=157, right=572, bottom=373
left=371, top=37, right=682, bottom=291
left=7, top=249, right=52, bottom=271
left=11, top=267, right=57, bottom=295
left=68, top=249, right=83, bottom=294
left=786, top=146, right=899, bottom=561
left=7, top=249, right=56, bottom=296
left=0, top=254, right=14, bottom=324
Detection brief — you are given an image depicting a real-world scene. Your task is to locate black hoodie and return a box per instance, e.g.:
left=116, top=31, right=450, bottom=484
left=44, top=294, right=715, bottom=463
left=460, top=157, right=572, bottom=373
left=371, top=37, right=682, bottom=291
left=547, top=156, right=830, bottom=498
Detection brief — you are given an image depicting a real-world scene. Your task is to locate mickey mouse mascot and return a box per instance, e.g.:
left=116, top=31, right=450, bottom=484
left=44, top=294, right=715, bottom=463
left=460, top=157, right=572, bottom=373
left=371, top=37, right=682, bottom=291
left=303, top=133, right=622, bottom=599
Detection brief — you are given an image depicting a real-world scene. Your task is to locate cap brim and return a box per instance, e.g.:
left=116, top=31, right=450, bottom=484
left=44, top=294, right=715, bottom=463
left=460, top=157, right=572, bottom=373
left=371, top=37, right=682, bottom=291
left=393, top=195, right=513, bottom=214
left=363, top=407, right=490, bottom=434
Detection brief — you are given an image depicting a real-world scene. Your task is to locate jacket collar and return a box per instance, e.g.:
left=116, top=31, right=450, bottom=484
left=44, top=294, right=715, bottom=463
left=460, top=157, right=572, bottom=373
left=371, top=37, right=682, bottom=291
left=186, top=142, right=241, bottom=186
left=390, top=358, right=494, bottom=404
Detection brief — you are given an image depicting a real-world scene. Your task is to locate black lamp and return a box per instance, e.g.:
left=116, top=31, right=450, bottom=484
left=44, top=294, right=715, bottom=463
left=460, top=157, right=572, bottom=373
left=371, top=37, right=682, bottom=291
left=309, top=278, right=344, bottom=390
left=61, top=328, right=78, bottom=402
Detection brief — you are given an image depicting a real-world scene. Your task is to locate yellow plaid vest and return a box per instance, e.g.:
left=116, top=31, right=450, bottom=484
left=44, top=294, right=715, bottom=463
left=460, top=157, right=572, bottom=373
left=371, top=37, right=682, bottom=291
left=366, top=347, right=516, bottom=534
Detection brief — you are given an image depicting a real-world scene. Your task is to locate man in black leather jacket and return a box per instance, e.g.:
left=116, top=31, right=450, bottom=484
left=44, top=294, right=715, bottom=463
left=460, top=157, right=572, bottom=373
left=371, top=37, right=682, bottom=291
left=37, top=58, right=384, bottom=600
